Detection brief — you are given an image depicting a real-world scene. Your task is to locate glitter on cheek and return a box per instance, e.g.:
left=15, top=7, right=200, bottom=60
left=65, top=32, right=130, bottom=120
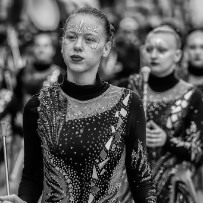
left=89, top=39, right=100, bottom=49
left=63, top=40, right=69, bottom=46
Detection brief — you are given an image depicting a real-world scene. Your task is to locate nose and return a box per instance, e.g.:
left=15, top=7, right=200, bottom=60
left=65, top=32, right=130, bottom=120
left=74, top=37, right=83, bottom=52
left=150, top=49, right=158, bottom=59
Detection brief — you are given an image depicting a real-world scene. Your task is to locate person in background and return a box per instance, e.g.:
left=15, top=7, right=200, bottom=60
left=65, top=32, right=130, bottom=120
left=0, top=31, right=63, bottom=194
left=181, top=28, right=203, bottom=91
left=117, top=24, right=203, bottom=203
left=180, top=27, right=203, bottom=199
left=112, top=17, right=141, bottom=83
left=0, top=31, right=63, bottom=137
left=0, top=7, right=156, bottom=203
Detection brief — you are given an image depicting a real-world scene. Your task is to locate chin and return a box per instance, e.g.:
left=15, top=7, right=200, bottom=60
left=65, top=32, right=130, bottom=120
left=150, top=66, right=161, bottom=74
left=151, top=69, right=168, bottom=77
left=192, top=62, right=203, bottom=68
left=69, top=66, right=88, bottom=74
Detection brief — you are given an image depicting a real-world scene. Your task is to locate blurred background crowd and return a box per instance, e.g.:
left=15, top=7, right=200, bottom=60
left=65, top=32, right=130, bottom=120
left=1, top=0, right=203, bottom=200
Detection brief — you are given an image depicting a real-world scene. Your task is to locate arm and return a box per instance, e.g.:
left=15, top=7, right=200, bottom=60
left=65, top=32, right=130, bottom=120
left=18, top=95, right=43, bottom=203
left=125, top=91, right=156, bottom=203
left=164, top=89, right=203, bottom=166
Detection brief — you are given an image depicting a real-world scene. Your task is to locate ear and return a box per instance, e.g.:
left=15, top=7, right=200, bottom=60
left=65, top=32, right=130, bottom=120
left=103, top=41, right=111, bottom=57
left=61, top=44, right=64, bottom=54
left=175, top=49, right=182, bottom=63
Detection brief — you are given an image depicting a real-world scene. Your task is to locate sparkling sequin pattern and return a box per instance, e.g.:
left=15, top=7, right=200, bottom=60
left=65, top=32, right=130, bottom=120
left=67, top=22, right=99, bottom=34
left=37, top=83, right=138, bottom=202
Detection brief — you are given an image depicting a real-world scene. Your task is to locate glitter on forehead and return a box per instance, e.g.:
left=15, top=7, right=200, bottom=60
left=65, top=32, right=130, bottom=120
left=67, top=21, right=99, bottom=34
left=79, top=20, right=84, bottom=31
left=146, top=38, right=166, bottom=47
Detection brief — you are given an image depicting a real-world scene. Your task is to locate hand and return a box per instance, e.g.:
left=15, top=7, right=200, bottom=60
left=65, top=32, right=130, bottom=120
left=0, top=194, right=25, bottom=203
left=146, top=120, right=167, bottom=148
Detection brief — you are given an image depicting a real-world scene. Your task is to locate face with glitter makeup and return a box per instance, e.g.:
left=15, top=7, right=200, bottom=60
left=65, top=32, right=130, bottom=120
left=62, top=14, right=111, bottom=76
left=143, top=32, right=181, bottom=77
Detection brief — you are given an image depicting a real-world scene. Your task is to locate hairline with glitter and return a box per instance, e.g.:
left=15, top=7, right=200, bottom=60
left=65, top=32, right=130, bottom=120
left=148, top=26, right=181, bottom=49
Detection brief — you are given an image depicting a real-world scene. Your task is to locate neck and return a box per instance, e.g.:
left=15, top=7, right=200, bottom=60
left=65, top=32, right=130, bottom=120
left=67, top=70, right=98, bottom=85
left=60, top=73, right=110, bottom=100
left=33, top=61, right=52, bottom=71
left=148, top=71, right=179, bottom=92
left=152, top=65, right=176, bottom=77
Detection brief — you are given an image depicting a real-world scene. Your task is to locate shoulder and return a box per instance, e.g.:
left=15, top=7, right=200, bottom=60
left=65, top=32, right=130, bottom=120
left=179, top=79, right=193, bottom=89
left=115, top=77, right=129, bottom=88
left=40, top=82, right=60, bottom=96
left=190, top=86, right=203, bottom=103
left=111, top=84, right=140, bottom=98
left=24, top=94, right=40, bottom=114
left=129, top=89, right=143, bottom=108
left=38, top=82, right=67, bottom=111
left=180, top=79, right=203, bottom=96
left=116, top=74, right=142, bottom=88
left=178, top=80, right=203, bottom=105
left=38, top=82, right=60, bottom=102
left=115, top=85, right=143, bottom=107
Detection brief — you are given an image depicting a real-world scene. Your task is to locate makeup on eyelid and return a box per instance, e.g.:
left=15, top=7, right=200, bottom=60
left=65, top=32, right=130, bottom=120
left=63, top=35, right=100, bottom=50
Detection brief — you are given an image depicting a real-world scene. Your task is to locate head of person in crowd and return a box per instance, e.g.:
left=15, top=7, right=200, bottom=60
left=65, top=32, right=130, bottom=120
left=184, top=28, right=203, bottom=69
left=31, top=31, right=57, bottom=65
left=117, top=17, right=140, bottom=45
left=113, top=16, right=141, bottom=79
left=142, top=24, right=182, bottom=77
left=19, top=31, right=62, bottom=96
left=61, top=6, right=114, bottom=84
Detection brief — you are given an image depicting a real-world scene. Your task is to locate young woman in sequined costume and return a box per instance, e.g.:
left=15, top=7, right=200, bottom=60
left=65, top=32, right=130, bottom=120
left=117, top=25, right=203, bottom=203
left=0, top=7, right=156, bottom=203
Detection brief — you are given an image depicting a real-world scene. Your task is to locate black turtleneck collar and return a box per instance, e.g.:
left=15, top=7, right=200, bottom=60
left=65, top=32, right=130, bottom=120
left=188, top=62, right=203, bottom=76
left=33, top=62, right=52, bottom=71
left=148, top=71, right=179, bottom=92
left=60, top=74, right=110, bottom=101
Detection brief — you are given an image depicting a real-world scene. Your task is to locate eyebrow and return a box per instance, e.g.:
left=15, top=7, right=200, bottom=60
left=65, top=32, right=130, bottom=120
left=66, top=31, right=99, bottom=36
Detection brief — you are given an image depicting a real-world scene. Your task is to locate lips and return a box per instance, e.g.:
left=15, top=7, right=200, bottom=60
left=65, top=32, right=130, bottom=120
left=150, top=62, right=159, bottom=66
left=70, top=55, right=84, bottom=62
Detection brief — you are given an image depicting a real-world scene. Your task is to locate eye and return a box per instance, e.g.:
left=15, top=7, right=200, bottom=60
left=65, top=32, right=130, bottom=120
left=189, top=45, right=196, bottom=50
left=157, top=47, right=167, bottom=53
left=85, top=37, right=96, bottom=43
left=145, top=46, right=153, bottom=53
left=66, top=34, right=76, bottom=41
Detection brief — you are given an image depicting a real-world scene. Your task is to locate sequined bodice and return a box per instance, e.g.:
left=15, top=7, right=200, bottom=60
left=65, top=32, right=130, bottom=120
left=37, top=84, right=131, bottom=202
left=146, top=89, right=196, bottom=165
